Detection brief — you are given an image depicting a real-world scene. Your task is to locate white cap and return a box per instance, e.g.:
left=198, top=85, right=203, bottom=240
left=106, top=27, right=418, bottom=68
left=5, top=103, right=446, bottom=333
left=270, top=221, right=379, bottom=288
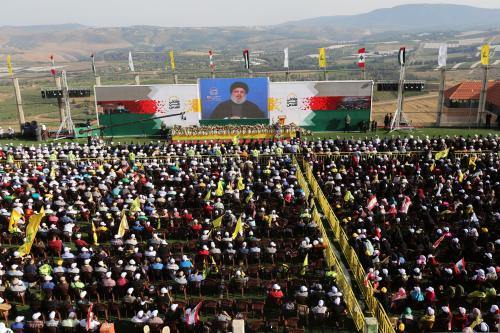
left=15, top=316, right=24, bottom=323
left=318, top=300, right=324, bottom=306
left=171, top=304, right=178, bottom=311
left=80, top=291, right=87, bottom=298
left=49, top=311, right=56, bottom=319
left=161, top=287, right=168, bottom=294
left=273, top=284, right=280, bottom=290
left=32, top=312, right=41, bottom=320
left=300, top=286, right=307, bottom=292
left=120, top=272, right=127, bottom=278
left=127, top=287, right=134, bottom=294
left=105, top=272, right=112, bottom=278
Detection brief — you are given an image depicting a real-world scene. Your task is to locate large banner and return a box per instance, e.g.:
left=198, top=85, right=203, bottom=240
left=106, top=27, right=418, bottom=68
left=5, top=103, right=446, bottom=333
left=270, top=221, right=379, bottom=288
left=199, top=78, right=269, bottom=123
left=94, top=80, right=373, bottom=135
left=269, top=81, right=373, bottom=131
left=95, top=84, right=199, bottom=136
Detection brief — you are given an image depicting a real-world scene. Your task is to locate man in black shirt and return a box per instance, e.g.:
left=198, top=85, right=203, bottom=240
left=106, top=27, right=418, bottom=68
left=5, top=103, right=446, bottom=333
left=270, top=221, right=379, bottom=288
left=210, top=82, right=265, bottom=119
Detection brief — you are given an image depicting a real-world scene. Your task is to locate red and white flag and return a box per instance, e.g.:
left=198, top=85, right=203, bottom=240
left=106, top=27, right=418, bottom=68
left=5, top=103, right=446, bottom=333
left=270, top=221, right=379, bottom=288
left=453, top=258, right=466, bottom=275
left=50, top=55, right=56, bottom=76
left=357, top=48, right=366, bottom=68
left=367, top=195, right=378, bottom=211
left=185, top=302, right=202, bottom=326
left=400, top=196, right=412, bottom=214
left=86, top=303, right=93, bottom=331
left=208, top=49, right=215, bottom=70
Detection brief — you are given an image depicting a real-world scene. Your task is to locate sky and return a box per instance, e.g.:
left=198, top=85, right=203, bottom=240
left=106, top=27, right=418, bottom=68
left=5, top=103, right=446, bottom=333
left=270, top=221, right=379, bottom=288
left=3, top=0, right=500, bottom=27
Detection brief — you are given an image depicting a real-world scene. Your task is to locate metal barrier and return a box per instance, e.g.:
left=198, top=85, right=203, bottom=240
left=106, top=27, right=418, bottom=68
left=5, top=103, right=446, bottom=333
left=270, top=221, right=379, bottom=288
left=294, top=157, right=366, bottom=332
left=299, top=158, right=396, bottom=333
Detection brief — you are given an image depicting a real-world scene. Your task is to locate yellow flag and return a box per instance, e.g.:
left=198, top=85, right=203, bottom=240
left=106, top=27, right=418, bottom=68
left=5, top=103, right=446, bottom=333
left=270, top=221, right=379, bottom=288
left=91, top=221, right=99, bottom=246
left=204, top=190, right=211, bottom=201
left=210, top=255, right=219, bottom=273
left=232, top=216, right=243, bottom=239
left=434, top=148, right=449, bottom=160
left=469, top=156, right=477, bottom=170
left=215, top=180, right=224, bottom=197
left=245, top=191, right=254, bottom=204
left=481, top=44, right=490, bottom=66
left=7, top=55, right=13, bottom=77
left=344, top=190, right=354, bottom=202
left=237, top=177, right=245, bottom=191
left=430, top=162, right=435, bottom=172
left=50, top=167, right=56, bottom=178
left=318, top=48, right=327, bottom=68
left=169, top=50, right=176, bottom=71
left=301, top=253, right=309, bottom=276
left=130, top=197, right=141, bottom=213
left=458, top=170, right=464, bottom=183
left=232, top=135, right=239, bottom=146
left=211, top=214, right=223, bottom=229
left=8, top=209, right=22, bottom=233
left=18, top=208, right=45, bottom=256
left=117, top=211, right=129, bottom=237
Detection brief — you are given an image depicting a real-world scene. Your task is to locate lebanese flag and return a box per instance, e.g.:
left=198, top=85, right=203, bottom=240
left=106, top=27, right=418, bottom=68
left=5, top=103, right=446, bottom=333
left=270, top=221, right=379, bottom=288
left=185, top=302, right=202, bottom=326
left=50, top=55, right=56, bottom=76
left=400, top=196, right=412, bottom=214
left=453, top=258, right=465, bottom=275
left=367, top=195, right=378, bottom=211
left=208, top=49, right=215, bottom=70
left=357, top=48, right=366, bottom=68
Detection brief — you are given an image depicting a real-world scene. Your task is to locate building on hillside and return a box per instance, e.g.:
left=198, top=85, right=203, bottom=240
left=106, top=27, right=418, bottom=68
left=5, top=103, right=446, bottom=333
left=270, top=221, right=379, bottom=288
left=441, top=80, right=500, bottom=127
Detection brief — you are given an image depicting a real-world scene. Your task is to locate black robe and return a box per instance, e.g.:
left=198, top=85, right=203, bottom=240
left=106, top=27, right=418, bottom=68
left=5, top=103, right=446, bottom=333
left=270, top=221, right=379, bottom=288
left=210, top=100, right=265, bottom=119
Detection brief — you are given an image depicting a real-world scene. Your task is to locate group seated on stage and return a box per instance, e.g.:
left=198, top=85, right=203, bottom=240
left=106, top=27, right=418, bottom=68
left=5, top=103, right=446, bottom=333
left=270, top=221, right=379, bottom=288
left=171, top=124, right=311, bottom=138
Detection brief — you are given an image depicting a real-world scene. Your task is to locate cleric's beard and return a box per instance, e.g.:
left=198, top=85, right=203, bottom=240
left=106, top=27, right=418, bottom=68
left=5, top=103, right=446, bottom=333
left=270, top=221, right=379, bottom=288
left=231, top=96, right=246, bottom=105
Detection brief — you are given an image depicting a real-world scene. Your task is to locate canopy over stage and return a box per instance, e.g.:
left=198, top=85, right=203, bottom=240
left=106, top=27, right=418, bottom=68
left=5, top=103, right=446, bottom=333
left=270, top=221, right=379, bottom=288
left=94, top=79, right=373, bottom=137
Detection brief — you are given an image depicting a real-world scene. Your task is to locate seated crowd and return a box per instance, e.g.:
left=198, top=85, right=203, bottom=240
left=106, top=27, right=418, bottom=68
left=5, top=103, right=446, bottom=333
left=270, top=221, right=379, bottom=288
left=0, top=140, right=349, bottom=333
left=310, top=135, right=500, bottom=332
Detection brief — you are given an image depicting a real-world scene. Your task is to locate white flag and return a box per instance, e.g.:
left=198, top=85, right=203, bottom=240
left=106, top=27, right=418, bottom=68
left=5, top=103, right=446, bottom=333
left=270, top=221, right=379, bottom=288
left=284, top=48, right=289, bottom=69
left=438, top=44, right=447, bottom=68
left=128, top=51, right=135, bottom=72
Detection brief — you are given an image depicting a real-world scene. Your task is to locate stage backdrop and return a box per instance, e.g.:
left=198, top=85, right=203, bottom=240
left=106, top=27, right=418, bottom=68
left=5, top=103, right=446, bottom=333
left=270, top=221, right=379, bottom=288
left=269, top=81, right=373, bottom=131
left=94, top=80, right=373, bottom=136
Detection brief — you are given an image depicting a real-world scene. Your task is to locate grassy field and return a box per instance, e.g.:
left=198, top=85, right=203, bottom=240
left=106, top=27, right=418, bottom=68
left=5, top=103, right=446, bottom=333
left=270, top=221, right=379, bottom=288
left=0, top=128, right=498, bottom=147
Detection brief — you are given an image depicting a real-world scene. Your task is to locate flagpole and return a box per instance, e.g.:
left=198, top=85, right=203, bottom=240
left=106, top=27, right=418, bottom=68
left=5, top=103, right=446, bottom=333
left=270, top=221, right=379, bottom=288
left=50, top=56, right=66, bottom=124
left=285, top=68, right=289, bottom=82
left=12, top=77, right=26, bottom=130
left=436, top=66, right=446, bottom=127
left=477, top=64, right=488, bottom=126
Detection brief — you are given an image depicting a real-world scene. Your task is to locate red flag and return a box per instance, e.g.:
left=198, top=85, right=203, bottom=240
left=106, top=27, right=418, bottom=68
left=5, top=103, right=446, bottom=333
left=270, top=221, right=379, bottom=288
left=86, top=303, right=93, bottom=331
left=50, top=55, right=56, bottom=76
left=453, top=258, right=465, bottom=275
left=357, top=48, right=366, bottom=68
left=367, top=195, right=378, bottom=211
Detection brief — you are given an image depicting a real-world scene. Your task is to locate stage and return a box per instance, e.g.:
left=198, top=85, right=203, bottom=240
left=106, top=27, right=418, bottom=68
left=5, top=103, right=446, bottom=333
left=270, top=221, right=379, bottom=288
left=172, top=130, right=297, bottom=142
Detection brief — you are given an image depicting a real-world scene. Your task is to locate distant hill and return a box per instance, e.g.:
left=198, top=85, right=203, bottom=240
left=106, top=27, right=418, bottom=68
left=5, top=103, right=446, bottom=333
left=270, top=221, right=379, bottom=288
left=284, top=4, right=500, bottom=32
left=1, top=4, right=499, bottom=63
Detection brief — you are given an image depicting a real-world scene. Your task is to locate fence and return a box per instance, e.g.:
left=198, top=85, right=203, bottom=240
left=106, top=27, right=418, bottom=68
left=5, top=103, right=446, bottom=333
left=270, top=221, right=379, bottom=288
left=299, top=157, right=395, bottom=333
left=293, top=156, right=366, bottom=332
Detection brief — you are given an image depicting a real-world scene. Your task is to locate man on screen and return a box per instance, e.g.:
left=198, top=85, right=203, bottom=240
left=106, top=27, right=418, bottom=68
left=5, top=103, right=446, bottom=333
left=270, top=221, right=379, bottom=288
left=210, top=82, right=265, bottom=119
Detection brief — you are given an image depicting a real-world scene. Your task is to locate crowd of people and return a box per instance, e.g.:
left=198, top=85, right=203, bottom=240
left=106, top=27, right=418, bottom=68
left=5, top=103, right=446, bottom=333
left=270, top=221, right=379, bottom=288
left=171, top=124, right=311, bottom=138
left=309, top=134, right=500, bottom=332
left=0, top=133, right=497, bottom=332
left=0, top=138, right=351, bottom=333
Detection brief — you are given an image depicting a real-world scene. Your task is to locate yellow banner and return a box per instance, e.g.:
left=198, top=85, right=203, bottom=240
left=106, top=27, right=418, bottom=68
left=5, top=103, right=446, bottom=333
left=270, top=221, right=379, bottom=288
left=318, top=48, right=327, bottom=68
left=232, top=215, right=243, bottom=239
left=19, top=208, right=45, bottom=256
left=7, top=55, right=13, bottom=77
left=169, top=50, right=176, bottom=71
left=434, top=148, right=449, bottom=160
left=130, top=197, right=141, bottom=213
left=481, top=44, right=490, bottom=66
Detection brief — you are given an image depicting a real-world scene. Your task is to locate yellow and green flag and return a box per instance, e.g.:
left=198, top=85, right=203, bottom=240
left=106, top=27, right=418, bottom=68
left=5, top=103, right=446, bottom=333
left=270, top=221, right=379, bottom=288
left=204, top=190, right=211, bottom=201
left=232, top=135, right=239, bottom=146
left=7, top=55, right=13, bottom=77
left=245, top=191, right=254, bottom=204
left=169, top=50, right=176, bottom=71
left=117, top=211, right=129, bottom=238
left=212, top=215, right=223, bottom=230
left=18, top=208, right=45, bottom=256
left=237, top=177, right=245, bottom=191
left=469, top=156, right=477, bottom=170
left=434, top=148, right=449, bottom=160
left=232, top=216, right=243, bottom=239
left=481, top=44, right=490, bottom=66
left=91, top=221, right=99, bottom=246
left=130, top=197, right=141, bottom=213
left=300, top=253, right=309, bottom=276
left=215, top=180, right=224, bottom=197
left=8, top=209, right=22, bottom=233
left=318, top=48, right=327, bottom=68
left=344, top=190, right=354, bottom=202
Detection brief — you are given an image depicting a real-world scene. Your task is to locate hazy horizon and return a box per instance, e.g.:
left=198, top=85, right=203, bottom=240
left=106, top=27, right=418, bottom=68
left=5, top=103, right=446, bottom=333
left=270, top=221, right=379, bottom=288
left=2, top=0, right=500, bottom=27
